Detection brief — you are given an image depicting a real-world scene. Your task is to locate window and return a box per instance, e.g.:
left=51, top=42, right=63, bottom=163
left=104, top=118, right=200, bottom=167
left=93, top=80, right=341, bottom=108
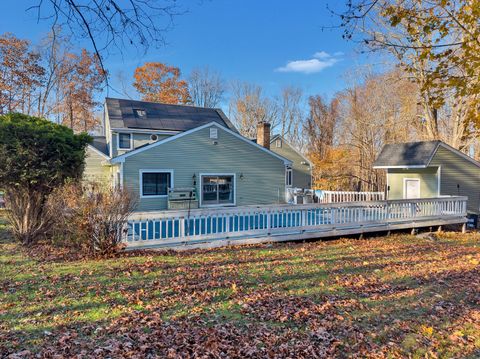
left=150, top=134, right=158, bottom=141
left=134, top=109, right=146, bottom=118
left=210, top=128, right=218, bottom=139
left=201, top=174, right=235, bottom=206
left=141, top=171, right=172, bottom=197
left=118, top=133, right=131, bottom=149
left=275, top=139, right=282, bottom=148
left=285, top=167, right=292, bottom=186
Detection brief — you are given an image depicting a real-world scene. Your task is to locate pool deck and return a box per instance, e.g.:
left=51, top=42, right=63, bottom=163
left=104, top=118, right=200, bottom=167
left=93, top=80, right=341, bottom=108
left=125, top=197, right=468, bottom=250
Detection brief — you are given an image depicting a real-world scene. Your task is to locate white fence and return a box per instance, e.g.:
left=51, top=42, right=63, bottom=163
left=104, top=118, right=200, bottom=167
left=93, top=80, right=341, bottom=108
left=319, top=190, right=385, bottom=203
left=125, top=196, right=467, bottom=249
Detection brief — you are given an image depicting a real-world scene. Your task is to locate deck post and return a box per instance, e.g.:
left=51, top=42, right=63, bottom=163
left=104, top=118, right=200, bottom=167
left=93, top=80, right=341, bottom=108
left=462, top=223, right=467, bottom=233
left=437, top=225, right=442, bottom=233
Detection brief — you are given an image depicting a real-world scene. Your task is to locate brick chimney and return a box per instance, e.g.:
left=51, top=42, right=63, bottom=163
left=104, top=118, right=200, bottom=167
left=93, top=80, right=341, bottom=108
left=256, top=121, right=271, bottom=150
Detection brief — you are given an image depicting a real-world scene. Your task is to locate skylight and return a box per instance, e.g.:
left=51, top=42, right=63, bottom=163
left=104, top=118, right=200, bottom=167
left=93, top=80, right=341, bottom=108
left=134, top=109, right=146, bottom=118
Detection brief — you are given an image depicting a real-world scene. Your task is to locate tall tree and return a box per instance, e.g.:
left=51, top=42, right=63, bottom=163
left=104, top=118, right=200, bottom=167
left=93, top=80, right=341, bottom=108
left=336, top=70, right=418, bottom=191
left=228, top=81, right=278, bottom=138
left=133, top=62, right=191, bottom=104
left=0, top=33, right=44, bottom=115
left=57, top=49, right=105, bottom=132
left=337, top=0, right=480, bottom=149
left=305, top=95, right=338, bottom=159
left=304, top=95, right=346, bottom=189
left=276, top=86, right=304, bottom=149
left=188, top=67, right=225, bottom=108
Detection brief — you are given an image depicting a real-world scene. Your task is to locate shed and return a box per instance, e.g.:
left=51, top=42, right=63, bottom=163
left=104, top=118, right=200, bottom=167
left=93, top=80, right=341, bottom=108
left=373, top=140, right=480, bottom=214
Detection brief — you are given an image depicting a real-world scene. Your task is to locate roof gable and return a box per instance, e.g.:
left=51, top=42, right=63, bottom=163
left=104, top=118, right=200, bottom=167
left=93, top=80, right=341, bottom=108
left=110, top=122, right=292, bottom=165
left=373, top=140, right=480, bottom=169
left=105, top=97, right=237, bottom=133
left=373, top=141, right=440, bottom=168
left=270, top=134, right=312, bottom=165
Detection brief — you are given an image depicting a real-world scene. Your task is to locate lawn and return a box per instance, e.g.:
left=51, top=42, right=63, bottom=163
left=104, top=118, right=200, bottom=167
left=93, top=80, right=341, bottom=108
left=1, top=216, right=479, bottom=358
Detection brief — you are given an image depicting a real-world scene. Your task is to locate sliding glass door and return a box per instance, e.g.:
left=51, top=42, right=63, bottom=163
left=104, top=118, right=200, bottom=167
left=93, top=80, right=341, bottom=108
left=201, top=174, right=235, bottom=206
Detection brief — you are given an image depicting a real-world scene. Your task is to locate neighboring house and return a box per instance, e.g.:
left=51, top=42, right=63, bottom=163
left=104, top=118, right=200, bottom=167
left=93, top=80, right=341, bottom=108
left=269, top=134, right=312, bottom=189
left=373, top=140, right=480, bottom=214
left=84, top=98, right=292, bottom=211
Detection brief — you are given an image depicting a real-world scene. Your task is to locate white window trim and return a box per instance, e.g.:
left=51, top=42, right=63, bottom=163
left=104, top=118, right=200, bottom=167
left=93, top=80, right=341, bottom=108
left=437, top=166, right=441, bottom=196
left=285, top=167, right=293, bottom=187
left=403, top=178, right=421, bottom=199
left=139, top=169, right=174, bottom=198
left=199, top=173, right=236, bottom=207
left=117, top=132, right=133, bottom=150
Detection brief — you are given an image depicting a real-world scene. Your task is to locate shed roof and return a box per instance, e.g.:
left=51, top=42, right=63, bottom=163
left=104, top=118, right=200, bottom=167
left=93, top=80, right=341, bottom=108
left=105, top=97, right=237, bottom=133
left=373, top=140, right=480, bottom=169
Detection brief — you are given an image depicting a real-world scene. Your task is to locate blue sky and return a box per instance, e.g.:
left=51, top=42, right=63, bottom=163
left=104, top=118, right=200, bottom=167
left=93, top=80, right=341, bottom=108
left=0, top=0, right=380, bottom=110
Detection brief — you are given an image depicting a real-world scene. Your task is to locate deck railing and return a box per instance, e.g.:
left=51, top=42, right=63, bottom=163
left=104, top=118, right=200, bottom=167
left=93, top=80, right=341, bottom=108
left=125, top=196, right=467, bottom=248
left=319, top=190, right=385, bottom=203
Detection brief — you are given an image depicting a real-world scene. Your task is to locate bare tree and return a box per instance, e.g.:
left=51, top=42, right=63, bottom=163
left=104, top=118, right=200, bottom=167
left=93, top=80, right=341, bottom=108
left=276, top=86, right=304, bottom=149
left=189, top=67, right=226, bottom=108
left=228, top=81, right=278, bottom=138
left=335, top=0, right=480, bottom=148
left=336, top=69, right=418, bottom=191
left=304, top=95, right=339, bottom=159
left=27, top=1, right=185, bottom=82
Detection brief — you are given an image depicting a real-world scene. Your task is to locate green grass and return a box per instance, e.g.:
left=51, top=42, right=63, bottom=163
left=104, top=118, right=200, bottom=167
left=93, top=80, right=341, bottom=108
left=1, top=217, right=479, bottom=357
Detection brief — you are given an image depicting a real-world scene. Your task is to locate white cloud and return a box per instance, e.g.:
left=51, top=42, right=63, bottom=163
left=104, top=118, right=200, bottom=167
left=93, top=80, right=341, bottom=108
left=276, top=51, right=342, bottom=74
left=313, top=51, right=331, bottom=59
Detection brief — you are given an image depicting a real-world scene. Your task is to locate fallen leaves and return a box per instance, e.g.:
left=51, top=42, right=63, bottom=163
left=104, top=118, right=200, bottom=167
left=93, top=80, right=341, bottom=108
left=1, top=230, right=480, bottom=358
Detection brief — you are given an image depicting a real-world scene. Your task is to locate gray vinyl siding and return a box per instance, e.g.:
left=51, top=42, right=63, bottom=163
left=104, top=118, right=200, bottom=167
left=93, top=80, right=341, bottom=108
left=111, top=132, right=171, bottom=157
left=270, top=138, right=311, bottom=188
left=122, top=125, right=287, bottom=211
left=430, top=146, right=480, bottom=213
left=387, top=167, right=439, bottom=200
left=84, top=147, right=111, bottom=184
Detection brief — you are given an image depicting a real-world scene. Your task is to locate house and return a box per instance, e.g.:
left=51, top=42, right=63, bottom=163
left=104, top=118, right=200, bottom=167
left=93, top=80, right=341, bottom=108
left=373, top=140, right=480, bottom=214
left=269, top=134, right=312, bottom=189
left=84, top=98, right=292, bottom=212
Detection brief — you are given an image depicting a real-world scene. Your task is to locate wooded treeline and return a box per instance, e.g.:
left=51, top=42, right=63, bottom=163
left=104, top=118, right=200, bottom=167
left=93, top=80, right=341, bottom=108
left=2, top=0, right=479, bottom=192
left=0, top=31, right=105, bottom=132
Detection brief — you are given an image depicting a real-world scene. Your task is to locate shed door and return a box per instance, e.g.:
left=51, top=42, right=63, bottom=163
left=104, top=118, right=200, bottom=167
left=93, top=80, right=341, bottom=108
left=404, top=179, right=421, bottom=199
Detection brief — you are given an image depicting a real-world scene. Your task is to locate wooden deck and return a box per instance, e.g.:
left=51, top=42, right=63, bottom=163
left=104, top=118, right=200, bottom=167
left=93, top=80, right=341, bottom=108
left=125, top=196, right=468, bottom=250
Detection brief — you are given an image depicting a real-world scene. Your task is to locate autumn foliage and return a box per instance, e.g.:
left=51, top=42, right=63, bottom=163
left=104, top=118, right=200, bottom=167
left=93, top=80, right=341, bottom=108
left=49, top=182, right=136, bottom=255
left=133, top=62, right=191, bottom=104
left=0, top=33, right=44, bottom=114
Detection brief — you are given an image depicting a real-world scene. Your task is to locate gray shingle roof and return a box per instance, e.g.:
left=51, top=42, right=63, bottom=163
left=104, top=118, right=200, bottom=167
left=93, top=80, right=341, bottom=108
left=90, top=136, right=108, bottom=156
left=373, top=141, right=441, bottom=167
left=105, top=97, right=237, bottom=133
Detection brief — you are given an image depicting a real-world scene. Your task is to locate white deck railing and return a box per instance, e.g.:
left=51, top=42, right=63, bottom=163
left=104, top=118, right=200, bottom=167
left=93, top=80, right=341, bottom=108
left=319, top=190, right=385, bottom=203
left=125, top=196, right=467, bottom=248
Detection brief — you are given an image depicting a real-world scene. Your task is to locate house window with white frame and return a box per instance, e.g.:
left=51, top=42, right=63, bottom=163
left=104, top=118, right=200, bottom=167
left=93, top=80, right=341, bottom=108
left=118, top=133, right=132, bottom=149
left=285, top=167, right=292, bottom=186
left=275, top=139, right=282, bottom=148
left=201, top=174, right=235, bottom=206
left=141, top=171, right=172, bottom=197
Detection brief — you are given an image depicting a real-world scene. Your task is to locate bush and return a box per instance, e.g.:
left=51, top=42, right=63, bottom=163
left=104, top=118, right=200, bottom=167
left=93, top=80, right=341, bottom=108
left=49, top=182, right=137, bottom=255
left=0, top=114, right=91, bottom=245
